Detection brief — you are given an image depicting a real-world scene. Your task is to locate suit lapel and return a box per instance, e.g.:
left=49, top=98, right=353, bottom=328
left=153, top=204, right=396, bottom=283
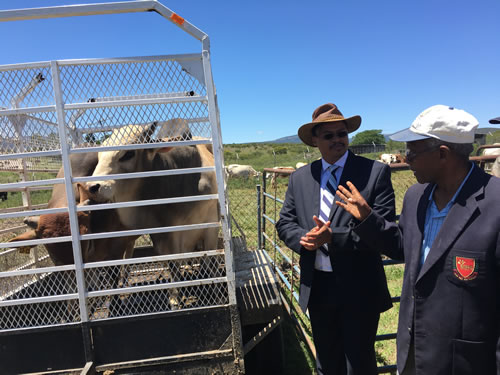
left=409, top=185, right=432, bottom=285
left=416, top=169, right=482, bottom=283
left=311, top=160, right=322, bottom=223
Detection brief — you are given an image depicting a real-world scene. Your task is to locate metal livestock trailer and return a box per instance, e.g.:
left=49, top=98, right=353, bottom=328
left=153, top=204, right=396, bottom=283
left=0, top=2, right=282, bottom=374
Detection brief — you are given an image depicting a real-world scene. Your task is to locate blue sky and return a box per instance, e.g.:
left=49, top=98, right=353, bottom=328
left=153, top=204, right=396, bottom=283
left=1, top=0, right=499, bottom=144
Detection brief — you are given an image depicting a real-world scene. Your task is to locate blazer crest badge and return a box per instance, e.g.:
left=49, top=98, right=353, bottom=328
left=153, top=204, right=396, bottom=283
left=453, top=256, right=477, bottom=281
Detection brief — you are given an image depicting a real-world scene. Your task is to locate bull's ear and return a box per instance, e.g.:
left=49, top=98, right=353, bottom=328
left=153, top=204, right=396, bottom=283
left=77, top=183, right=91, bottom=204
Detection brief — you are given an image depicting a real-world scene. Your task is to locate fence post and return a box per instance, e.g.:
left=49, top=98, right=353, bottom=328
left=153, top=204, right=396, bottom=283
left=262, top=171, right=267, bottom=243
left=256, top=184, right=262, bottom=250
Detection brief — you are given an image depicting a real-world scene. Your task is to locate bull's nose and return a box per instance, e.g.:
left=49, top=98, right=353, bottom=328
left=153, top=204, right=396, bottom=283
left=88, top=183, right=100, bottom=194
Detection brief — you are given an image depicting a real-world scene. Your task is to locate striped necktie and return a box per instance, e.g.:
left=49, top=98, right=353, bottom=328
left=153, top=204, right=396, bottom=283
left=318, top=165, right=339, bottom=256
left=319, top=164, right=339, bottom=223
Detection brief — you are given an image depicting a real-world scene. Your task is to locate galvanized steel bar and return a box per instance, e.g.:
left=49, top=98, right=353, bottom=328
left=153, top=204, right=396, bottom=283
left=50, top=60, right=90, bottom=323
left=0, top=1, right=208, bottom=42
left=83, top=249, right=224, bottom=269
left=73, top=194, right=219, bottom=213
left=0, top=206, right=67, bottom=221
left=0, top=177, right=63, bottom=190
left=73, top=166, right=215, bottom=184
left=257, top=185, right=262, bottom=250
left=80, top=222, right=221, bottom=241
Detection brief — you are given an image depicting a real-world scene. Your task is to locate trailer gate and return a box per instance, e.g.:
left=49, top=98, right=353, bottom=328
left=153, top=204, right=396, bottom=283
left=0, top=2, right=243, bottom=374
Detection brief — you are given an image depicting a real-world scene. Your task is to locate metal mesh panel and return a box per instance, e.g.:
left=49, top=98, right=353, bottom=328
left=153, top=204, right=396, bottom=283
left=0, top=270, right=79, bottom=329
left=59, top=60, right=206, bottom=105
left=65, top=103, right=211, bottom=148
left=86, top=253, right=228, bottom=320
left=0, top=111, right=61, bottom=154
left=0, top=299, right=80, bottom=329
left=0, top=55, right=233, bottom=332
left=0, top=67, right=53, bottom=109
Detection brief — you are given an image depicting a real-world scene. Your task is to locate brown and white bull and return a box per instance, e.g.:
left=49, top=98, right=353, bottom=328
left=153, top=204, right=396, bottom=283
left=9, top=152, right=137, bottom=266
left=87, top=122, right=219, bottom=256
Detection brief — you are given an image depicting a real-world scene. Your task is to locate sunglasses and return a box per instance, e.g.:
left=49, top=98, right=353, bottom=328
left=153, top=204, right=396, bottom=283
left=405, top=145, right=439, bottom=162
left=319, top=131, right=348, bottom=141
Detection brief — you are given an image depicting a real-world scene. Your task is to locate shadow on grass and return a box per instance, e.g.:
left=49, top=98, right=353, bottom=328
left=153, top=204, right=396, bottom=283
left=282, top=312, right=316, bottom=375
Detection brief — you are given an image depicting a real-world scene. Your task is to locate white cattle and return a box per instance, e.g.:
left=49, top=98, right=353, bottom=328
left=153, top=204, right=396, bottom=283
left=379, top=153, right=397, bottom=164
left=482, top=144, right=500, bottom=174
left=226, top=164, right=258, bottom=178
left=492, top=157, right=500, bottom=178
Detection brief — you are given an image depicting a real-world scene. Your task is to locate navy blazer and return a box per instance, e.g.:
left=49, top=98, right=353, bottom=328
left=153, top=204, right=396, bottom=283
left=276, top=151, right=396, bottom=313
left=355, top=165, right=500, bottom=374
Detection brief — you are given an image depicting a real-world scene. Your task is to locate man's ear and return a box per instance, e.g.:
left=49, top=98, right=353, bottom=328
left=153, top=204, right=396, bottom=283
left=439, top=145, right=450, bottom=160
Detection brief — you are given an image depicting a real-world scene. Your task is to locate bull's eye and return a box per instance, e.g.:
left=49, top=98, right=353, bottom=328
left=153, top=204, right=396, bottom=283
left=119, top=150, right=135, bottom=162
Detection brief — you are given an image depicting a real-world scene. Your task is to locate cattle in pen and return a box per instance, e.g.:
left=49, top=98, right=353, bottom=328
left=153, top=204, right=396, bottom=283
left=87, top=121, right=220, bottom=256
left=225, top=164, right=259, bottom=178
left=9, top=152, right=137, bottom=266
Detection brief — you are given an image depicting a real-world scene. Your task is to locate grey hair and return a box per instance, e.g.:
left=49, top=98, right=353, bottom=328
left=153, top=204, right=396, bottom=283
left=424, top=138, right=473, bottom=160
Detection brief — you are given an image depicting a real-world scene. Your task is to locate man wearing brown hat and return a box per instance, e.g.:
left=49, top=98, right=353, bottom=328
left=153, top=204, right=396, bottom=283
left=276, top=103, right=396, bottom=375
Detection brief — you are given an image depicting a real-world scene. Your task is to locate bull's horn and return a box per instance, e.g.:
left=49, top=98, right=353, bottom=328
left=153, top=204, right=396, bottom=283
left=8, top=230, right=38, bottom=254
left=143, top=121, right=158, bottom=143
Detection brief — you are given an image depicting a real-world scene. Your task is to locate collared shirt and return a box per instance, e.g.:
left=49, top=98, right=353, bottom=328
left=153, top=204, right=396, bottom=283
left=419, top=163, right=475, bottom=267
left=315, top=151, right=348, bottom=271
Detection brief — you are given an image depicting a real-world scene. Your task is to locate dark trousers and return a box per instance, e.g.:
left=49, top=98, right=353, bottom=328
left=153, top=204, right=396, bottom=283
left=308, top=270, right=380, bottom=375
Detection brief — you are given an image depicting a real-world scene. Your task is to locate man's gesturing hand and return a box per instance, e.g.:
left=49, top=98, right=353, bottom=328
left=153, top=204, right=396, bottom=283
left=335, top=181, right=372, bottom=222
left=300, top=216, right=331, bottom=251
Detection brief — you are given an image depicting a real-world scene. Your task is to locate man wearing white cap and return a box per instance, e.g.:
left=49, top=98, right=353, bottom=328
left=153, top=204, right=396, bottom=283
left=336, top=105, right=500, bottom=374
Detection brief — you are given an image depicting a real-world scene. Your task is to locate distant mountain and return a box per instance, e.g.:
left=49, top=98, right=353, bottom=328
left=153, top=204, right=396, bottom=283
left=269, top=135, right=302, bottom=144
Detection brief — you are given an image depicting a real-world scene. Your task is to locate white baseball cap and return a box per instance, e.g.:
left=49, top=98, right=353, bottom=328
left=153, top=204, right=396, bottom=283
left=390, top=105, right=479, bottom=143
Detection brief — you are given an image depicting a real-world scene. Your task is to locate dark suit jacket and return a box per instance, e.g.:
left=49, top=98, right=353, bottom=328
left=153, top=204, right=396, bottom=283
left=355, top=165, right=500, bottom=374
left=276, top=151, right=396, bottom=313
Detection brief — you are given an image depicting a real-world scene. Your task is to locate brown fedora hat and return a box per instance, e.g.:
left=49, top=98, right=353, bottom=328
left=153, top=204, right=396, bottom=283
left=298, top=103, right=361, bottom=146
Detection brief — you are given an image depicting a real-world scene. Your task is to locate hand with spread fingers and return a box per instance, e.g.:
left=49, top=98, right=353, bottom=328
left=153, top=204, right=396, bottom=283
left=300, top=215, right=331, bottom=251
left=335, top=181, right=372, bottom=222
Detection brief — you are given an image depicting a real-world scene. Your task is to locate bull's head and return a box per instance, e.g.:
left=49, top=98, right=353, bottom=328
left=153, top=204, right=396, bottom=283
left=87, top=121, right=178, bottom=203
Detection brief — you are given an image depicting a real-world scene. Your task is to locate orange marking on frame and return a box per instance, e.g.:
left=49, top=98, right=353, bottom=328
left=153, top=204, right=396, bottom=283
left=170, top=13, right=185, bottom=26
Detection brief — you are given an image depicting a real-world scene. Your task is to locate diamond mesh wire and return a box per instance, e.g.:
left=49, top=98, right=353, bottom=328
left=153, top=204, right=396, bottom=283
left=86, top=253, right=228, bottom=320
left=0, top=270, right=79, bottom=329
left=0, top=299, right=80, bottom=329
left=59, top=60, right=206, bottom=104
left=0, top=111, right=60, bottom=154
left=0, top=67, right=53, bottom=109
left=66, top=102, right=211, bottom=148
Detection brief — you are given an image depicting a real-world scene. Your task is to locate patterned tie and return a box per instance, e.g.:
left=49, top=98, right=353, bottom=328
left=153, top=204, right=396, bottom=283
left=318, top=165, right=339, bottom=255
left=319, top=165, right=339, bottom=223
